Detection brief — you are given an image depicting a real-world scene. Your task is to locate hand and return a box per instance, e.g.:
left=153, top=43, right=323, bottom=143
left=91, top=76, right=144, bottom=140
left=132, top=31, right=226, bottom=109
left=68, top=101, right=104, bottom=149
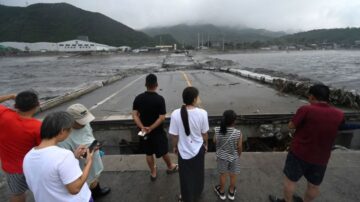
left=143, top=127, right=152, bottom=134
left=85, top=148, right=95, bottom=164
left=204, top=144, right=208, bottom=153
left=74, top=145, right=87, bottom=159
left=10, top=94, right=17, bottom=100
left=173, top=147, right=178, bottom=155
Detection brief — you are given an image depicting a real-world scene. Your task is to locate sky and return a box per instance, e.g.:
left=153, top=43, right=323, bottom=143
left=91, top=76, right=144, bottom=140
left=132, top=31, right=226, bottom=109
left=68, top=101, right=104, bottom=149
left=2, top=0, right=360, bottom=32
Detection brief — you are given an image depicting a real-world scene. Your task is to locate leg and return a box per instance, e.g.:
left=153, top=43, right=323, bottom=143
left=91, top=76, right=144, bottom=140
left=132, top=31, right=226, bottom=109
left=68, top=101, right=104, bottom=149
left=146, top=155, right=156, bottom=177
left=284, top=176, right=297, bottom=202
left=219, top=173, right=227, bottom=193
left=162, top=153, right=177, bottom=170
left=303, top=182, right=320, bottom=202
left=10, top=194, right=26, bottom=202
left=229, top=173, right=237, bottom=193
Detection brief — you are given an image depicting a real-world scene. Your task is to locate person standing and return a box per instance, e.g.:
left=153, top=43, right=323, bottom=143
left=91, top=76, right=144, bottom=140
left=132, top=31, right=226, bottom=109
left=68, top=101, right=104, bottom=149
left=132, top=73, right=178, bottom=181
left=269, top=84, right=344, bottom=202
left=0, top=91, right=41, bottom=202
left=23, top=111, right=94, bottom=202
left=58, top=103, right=111, bottom=198
left=169, top=86, right=209, bottom=202
left=213, top=110, right=242, bottom=201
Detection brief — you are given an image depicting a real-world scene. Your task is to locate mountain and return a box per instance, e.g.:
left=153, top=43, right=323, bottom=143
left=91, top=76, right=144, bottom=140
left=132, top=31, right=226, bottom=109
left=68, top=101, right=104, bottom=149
left=142, top=24, right=286, bottom=46
left=0, top=3, right=154, bottom=47
left=279, top=28, right=360, bottom=45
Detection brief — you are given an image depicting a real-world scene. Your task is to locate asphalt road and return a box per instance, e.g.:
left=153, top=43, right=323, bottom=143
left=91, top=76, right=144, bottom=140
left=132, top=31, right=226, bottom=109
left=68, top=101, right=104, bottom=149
left=37, top=70, right=306, bottom=120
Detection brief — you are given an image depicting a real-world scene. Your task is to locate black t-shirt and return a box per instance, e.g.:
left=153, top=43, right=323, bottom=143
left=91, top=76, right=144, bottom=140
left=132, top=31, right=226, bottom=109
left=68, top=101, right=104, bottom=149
left=132, top=91, right=166, bottom=134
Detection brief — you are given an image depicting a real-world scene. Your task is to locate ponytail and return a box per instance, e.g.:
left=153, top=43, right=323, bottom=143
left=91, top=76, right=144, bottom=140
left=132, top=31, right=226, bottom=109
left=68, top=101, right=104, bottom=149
left=181, top=105, right=190, bottom=136
left=181, top=87, right=199, bottom=136
left=220, top=119, right=227, bottom=135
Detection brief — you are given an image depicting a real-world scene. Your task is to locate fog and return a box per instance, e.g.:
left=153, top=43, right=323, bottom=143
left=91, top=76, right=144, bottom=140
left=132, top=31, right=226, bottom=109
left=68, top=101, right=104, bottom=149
left=2, top=0, right=360, bottom=31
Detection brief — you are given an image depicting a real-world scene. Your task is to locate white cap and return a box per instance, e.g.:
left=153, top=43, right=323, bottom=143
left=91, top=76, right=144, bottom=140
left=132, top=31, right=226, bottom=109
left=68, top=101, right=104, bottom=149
left=66, top=104, right=95, bottom=125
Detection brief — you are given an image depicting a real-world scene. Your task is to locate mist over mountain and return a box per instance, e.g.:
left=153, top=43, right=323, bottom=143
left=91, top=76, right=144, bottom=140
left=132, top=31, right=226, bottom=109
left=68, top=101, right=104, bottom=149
left=142, top=24, right=286, bottom=46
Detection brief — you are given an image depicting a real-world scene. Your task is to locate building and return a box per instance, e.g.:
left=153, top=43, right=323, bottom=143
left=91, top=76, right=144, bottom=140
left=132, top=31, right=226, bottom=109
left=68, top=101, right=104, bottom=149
left=57, top=40, right=116, bottom=52
left=0, top=40, right=116, bottom=52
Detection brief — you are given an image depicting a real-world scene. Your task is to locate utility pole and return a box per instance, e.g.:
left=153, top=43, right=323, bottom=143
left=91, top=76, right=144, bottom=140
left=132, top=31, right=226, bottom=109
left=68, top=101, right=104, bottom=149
left=207, top=34, right=210, bottom=48
left=197, top=33, right=200, bottom=50
left=222, top=35, right=225, bottom=52
left=201, top=33, right=203, bottom=48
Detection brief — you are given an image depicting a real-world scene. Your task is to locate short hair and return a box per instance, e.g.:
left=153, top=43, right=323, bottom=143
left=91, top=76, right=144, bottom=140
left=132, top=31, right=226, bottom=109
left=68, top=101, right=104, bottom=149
left=41, top=111, right=74, bottom=140
left=308, top=84, right=330, bottom=102
left=145, top=74, right=157, bottom=88
left=15, top=91, right=39, bottom=112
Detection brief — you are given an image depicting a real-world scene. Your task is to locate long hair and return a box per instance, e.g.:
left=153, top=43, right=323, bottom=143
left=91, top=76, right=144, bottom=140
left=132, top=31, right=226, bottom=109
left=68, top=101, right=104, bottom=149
left=181, top=87, right=199, bottom=136
left=220, top=110, right=237, bottom=135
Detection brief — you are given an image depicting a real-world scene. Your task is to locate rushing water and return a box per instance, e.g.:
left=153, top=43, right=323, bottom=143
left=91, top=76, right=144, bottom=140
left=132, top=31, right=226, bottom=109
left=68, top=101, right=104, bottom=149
left=209, top=50, right=360, bottom=92
left=0, top=51, right=359, bottom=102
left=0, top=54, right=164, bottom=100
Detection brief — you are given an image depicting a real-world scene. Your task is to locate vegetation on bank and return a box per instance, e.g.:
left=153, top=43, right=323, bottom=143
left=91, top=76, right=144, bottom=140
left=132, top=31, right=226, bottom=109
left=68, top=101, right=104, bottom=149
left=0, top=3, right=155, bottom=48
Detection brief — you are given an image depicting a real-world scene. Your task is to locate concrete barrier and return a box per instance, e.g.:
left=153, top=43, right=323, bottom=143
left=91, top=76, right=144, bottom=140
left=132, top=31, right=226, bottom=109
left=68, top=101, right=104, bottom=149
left=39, top=74, right=126, bottom=112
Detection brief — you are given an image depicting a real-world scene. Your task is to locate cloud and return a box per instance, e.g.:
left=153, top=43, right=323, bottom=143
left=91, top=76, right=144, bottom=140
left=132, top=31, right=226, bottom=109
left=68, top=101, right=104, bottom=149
left=2, top=0, right=360, bottom=31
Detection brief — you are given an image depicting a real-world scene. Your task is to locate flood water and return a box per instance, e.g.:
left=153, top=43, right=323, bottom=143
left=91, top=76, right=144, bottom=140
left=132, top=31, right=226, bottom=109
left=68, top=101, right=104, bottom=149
left=209, top=50, right=360, bottom=92
left=0, top=50, right=359, bottom=102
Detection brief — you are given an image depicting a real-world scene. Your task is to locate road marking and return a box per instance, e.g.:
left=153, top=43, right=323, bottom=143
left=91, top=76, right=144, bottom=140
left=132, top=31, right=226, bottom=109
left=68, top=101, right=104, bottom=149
left=180, top=71, right=203, bottom=107
left=89, top=75, right=146, bottom=111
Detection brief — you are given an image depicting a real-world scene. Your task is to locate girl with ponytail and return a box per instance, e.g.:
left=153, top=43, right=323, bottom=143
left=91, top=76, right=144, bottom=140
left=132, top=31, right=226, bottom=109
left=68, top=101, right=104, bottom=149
left=214, top=110, right=242, bottom=201
left=169, top=86, right=209, bottom=202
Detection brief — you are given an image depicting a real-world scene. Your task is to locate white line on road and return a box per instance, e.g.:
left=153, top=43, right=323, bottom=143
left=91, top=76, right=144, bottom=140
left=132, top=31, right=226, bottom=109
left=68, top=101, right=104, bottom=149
left=89, top=75, right=146, bottom=111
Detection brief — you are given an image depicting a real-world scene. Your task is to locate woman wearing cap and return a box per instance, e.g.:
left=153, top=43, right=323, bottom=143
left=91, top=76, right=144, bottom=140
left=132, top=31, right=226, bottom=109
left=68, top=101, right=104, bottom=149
left=58, top=103, right=111, bottom=198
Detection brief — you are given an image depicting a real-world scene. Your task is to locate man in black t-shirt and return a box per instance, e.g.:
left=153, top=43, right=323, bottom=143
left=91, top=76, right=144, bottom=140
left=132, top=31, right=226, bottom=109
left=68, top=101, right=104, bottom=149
left=132, top=74, right=178, bottom=181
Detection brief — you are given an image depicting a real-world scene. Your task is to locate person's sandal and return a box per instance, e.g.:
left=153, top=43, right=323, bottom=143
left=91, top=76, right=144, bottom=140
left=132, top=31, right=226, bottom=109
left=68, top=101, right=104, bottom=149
left=166, top=164, right=179, bottom=174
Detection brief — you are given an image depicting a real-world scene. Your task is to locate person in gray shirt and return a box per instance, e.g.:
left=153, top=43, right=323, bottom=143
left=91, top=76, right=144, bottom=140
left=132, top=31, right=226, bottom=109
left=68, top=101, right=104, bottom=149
left=58, top=103, right=111, bottom=198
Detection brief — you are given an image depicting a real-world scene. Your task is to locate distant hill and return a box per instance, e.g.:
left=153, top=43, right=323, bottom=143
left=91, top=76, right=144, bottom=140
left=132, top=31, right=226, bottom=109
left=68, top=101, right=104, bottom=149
left=142, top=24, right=286, bottom=46
left=279, top=28, right=360, bottom=45
left=0, top=3, right=154, bottom=47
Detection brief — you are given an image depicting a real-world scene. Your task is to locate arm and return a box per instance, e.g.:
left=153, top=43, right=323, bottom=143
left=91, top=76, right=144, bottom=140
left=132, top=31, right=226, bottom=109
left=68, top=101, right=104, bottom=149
left=132, top=110, right=145, bottom=130
left=65, top=149, right=94, bottom=195
left=171, top=134, right=179, bottom=154
left=202, top=133, right=208, bottom=152
left=237, top=135, right=243, bottom=157
left=288, top=121, right=296, bottom=129
left=147, top=114, right=166, bottom=133
left=0, top=94, right=16, bottom=103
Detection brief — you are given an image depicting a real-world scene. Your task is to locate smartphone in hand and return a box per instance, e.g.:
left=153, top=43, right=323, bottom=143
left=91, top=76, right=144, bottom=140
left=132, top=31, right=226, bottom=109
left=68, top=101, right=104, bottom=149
left=82, top=140, right=99, bottom=158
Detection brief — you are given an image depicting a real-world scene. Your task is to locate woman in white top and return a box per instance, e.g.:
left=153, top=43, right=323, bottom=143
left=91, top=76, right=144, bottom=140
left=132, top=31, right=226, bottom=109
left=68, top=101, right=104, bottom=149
left=169, top=86, right=209, bottom=202
left=23, top=111, right=94, bottom=202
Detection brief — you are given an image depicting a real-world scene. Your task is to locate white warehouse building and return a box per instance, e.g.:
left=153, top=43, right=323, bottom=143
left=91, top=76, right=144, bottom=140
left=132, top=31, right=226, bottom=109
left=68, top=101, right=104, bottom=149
left=0, top=39, right=117, bottom=52
left=57, top=40, right=116, bottom=52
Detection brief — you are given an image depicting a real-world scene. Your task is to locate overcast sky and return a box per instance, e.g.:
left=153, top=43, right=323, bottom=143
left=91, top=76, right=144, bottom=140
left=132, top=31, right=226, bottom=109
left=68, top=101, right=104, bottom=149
left=2, top=0, right=360, bottom=32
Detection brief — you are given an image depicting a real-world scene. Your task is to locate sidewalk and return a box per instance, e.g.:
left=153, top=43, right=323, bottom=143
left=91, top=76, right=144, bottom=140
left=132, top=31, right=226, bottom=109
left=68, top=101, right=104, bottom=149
left=1, top=152, right=359, bottom=202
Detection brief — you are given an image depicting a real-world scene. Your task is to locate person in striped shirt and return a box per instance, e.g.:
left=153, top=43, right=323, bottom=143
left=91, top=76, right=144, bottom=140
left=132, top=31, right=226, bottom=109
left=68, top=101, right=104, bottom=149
left=213, top=110, right=243, bottom=201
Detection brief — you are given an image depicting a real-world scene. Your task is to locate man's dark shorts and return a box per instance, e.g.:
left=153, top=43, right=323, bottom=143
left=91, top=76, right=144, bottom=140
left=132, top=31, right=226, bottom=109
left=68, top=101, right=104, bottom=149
left=283, top=152, right=327, bottom=186
left=140, top=130, right=168, bottom=158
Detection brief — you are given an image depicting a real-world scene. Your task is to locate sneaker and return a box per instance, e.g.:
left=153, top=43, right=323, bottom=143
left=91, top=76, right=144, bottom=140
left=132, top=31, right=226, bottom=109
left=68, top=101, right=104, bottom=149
left=268, top=195, right=286, bottom=202
left=228, top=187, right=236, bottom=200
left=214, top=185, right=226, bottom=200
